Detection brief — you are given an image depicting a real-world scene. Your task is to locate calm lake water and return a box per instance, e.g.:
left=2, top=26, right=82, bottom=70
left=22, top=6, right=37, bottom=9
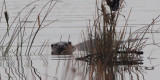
left=0, top=0, right=160, bottom=80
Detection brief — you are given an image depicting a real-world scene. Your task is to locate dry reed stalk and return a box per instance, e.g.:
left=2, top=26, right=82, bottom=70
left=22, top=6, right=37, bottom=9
left=0, top=0, right=58, bottom=56
left=77, top=0, right=155, bottom=65
left=65, top=0, right=160, bottom=80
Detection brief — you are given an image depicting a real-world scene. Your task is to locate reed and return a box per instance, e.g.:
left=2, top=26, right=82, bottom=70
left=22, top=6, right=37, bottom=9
left=0, top=0, right=57, bottom=56
left=62, top=0, right=160, bottom=80
left=76, top=0, right=155, bottom=65
left=74, top=0, right=160, bottom=80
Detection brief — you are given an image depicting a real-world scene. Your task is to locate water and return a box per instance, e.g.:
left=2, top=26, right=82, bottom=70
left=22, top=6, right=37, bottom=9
left=0, top=0, right=160, bottom=80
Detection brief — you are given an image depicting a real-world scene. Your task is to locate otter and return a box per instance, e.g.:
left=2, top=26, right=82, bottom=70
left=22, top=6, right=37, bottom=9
left=51, top=41, right=75, bottom=55
left=51, top=38, right=148, bottom=55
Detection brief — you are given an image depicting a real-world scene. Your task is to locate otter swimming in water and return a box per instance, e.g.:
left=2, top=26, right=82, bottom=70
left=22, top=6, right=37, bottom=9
left=51, top=41, right=75, bottom=55
left=51, top=38, right=148, bottom=55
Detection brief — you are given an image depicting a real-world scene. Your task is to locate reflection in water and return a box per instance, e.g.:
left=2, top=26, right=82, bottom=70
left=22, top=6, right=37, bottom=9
left=0, top=55, right=62, bottom=80
left=145, top=66, right=154, bottom=70
left=0, top=55, right=158, bottom=80
left=63, top=59, right=145, bottom=80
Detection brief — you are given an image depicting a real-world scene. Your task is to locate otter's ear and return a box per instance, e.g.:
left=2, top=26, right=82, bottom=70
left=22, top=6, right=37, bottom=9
left=68, top=42, right=72, bottom=45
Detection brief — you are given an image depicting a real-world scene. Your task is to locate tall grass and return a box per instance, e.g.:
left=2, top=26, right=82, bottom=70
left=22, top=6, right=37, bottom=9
left=76, top=0, right=158, bottom=65
left=0, top=0, right=57, bottom=56
left=74, top=0, right=160, bottom=80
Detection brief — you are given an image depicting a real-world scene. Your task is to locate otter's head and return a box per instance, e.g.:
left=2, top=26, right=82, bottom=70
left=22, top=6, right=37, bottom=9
left=51, top=41, right=74, bottom=55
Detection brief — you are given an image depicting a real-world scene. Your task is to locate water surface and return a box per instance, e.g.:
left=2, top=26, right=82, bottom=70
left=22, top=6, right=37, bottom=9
left=0, top=0, right=160, bottom=80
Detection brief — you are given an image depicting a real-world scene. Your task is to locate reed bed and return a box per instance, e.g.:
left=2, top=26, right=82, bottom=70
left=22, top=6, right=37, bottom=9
left=72, top=0, right=160, bottom=80
left=76, top=0, right=157, bottom=65
left=0, top=0, right=58, bottom=79
left=0, top=0, right=57, bottom=56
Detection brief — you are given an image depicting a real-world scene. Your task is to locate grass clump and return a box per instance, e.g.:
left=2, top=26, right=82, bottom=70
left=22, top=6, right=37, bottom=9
left=63, top=0, right=160, bottom=80
left=76, top=0, right=158, bottom=65
left=73, top=0, right=160, bottom=80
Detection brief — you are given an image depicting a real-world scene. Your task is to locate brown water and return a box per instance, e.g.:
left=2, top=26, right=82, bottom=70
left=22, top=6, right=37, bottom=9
left=0, top=0, right=160, bottom=80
